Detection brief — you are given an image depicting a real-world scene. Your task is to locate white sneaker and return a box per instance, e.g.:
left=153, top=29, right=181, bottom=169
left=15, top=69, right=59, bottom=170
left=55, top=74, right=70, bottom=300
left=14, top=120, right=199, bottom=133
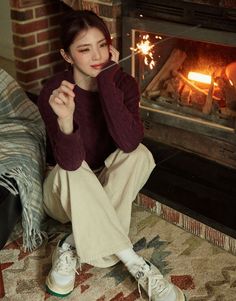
left=128, top=259, right=186, bottom=301
left=46, top=238, right=79, bottom=297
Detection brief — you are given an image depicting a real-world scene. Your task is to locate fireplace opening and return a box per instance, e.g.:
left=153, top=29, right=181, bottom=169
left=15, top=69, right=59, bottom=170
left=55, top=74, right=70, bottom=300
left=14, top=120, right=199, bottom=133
left=121, top=10, right=236, bottom=169
left=134, top=31, right=236, bottom=123
left=121, top=1, right=236, bottom=237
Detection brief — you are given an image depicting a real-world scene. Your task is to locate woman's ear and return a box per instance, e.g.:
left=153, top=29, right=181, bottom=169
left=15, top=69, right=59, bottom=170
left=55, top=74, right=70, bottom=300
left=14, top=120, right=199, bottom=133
left=60, top=49, right=73, bottom=64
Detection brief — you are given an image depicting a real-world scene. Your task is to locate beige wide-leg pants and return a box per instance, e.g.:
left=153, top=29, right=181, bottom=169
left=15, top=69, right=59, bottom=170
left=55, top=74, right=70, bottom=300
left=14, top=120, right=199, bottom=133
left=43, top=143, right=155, bottom=267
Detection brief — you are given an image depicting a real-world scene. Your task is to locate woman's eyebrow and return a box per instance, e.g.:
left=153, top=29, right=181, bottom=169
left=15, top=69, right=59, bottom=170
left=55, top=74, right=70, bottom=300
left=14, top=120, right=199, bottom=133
left=76, top=38, right=106, bottom=48
left=98, top=38, right=106, bottom=43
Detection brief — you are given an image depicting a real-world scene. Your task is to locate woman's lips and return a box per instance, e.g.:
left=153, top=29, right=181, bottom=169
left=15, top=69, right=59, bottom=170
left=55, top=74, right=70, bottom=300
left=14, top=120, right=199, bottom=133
left=90, top=64, right=104, bottom=70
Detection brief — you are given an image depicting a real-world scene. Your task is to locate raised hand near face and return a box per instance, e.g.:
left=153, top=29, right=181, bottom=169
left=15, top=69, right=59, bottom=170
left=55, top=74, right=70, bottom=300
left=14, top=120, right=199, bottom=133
left=109, top=45, right=120, bottom=64
left=49, top=80, right=75, bottom=134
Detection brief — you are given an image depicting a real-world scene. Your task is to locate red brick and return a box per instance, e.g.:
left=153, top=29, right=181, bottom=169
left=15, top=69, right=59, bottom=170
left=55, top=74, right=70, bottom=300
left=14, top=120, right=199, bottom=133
left=16, top=67, right=51, bottom=82
left=39, top=52, right=61, bottom=66
left=10, top=0, right=51, bottom=9
left=139, top=194, right=156, bottom=210
left=10, top=0, right=22, bottom=9
left=162, top=205, right=180, bottom=224
left=15, top=59, right=38, bottom=71
left=182, top=216, right=202, bottom=236
left=35, top=3, right=61, bottom=18
left=12, top=19, right=48, bottom=34
left=205, top=226, right=226, bottom=248
left=11, top=9, right=33, bottom=21
left=229, top=237, right=236, bottom=255
left=13, top=34, right=36, bottom=47
left=37, top=27, right=60, bottom=43
left=14, top=43, right=49, bottom=59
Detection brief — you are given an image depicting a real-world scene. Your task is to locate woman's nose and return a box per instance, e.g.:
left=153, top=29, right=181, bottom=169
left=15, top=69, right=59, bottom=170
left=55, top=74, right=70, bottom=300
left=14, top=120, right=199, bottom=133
left=92, top=48, right=101, bottom=60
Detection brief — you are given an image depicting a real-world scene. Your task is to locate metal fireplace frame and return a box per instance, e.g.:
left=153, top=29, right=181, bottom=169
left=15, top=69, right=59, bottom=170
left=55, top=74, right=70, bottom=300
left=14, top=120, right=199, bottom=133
left=122, top=0, right=236, bottom=31
left=121, top=14, right=236, bottom=168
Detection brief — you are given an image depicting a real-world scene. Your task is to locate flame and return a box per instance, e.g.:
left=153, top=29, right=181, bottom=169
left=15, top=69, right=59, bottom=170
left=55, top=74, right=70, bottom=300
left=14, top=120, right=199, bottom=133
left=131, top=34, right=155, bottom=69
left=188, top=71, right=212, bottom=84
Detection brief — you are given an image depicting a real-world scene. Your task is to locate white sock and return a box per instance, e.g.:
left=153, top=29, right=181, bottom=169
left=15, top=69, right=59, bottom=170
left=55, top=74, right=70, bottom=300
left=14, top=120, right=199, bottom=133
left=64, top=233, right=76, bottom=248
left=116, top=248, right=146, bottom=268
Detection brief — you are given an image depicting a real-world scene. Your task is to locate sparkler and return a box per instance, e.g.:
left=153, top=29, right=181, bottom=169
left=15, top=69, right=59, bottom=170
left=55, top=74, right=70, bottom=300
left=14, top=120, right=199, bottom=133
left=130, top=34, right=158, bottom=69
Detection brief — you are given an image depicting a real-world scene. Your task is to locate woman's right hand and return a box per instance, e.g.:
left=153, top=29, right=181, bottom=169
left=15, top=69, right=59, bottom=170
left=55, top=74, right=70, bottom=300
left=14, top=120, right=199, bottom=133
left=49, top=80, right=75, bottom=134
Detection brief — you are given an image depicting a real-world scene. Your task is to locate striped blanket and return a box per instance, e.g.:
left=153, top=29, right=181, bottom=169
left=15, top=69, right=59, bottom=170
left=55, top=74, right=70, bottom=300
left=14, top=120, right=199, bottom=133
left=0, top=69, right=46, bottom=251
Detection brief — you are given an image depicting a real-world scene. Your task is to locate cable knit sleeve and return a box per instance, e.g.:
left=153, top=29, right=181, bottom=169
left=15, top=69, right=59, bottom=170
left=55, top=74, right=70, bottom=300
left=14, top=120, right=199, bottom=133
left=96, top=61, right=144, bottom=152
left=37, top=73, right=85, bottom=171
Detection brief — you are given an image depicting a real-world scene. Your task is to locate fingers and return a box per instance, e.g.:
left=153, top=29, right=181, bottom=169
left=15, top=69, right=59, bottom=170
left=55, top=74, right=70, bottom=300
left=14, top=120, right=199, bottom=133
left=52, top=90, right=68, bottom=105
left=109, top=45, right=120, bottom=64
left=58, top=80, right=75, bottom=98
left=50, top=80, right=75, bottom=104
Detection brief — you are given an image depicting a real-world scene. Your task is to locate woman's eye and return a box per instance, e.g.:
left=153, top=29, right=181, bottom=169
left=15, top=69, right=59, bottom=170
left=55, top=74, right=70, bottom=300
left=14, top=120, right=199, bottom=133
left=100, top=42, right=108, bottom=48
left=79, top=48, right=89, bottom=53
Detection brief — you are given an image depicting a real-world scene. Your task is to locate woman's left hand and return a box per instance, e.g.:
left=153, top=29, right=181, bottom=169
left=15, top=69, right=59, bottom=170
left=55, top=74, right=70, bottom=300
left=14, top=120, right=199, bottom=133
left=109, top=45, right=119, bottom=64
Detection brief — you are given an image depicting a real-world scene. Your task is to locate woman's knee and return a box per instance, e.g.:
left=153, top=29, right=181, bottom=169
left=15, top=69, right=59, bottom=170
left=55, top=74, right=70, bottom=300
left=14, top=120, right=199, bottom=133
left=132, top=144, right=155, bottom=167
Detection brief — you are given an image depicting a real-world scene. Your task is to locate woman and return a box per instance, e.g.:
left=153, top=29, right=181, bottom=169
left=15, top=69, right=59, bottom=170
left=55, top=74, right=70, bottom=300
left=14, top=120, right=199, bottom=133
left=38, top=9, right=185, bottom=301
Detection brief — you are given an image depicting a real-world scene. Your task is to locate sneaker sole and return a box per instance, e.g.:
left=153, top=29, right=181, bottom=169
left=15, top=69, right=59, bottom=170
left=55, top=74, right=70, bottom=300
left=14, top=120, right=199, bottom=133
left=46, top=285, right=72, bottom=298
left=45, top=276, right=74, bottom=298
left=175, top=285, right=187, bottom=301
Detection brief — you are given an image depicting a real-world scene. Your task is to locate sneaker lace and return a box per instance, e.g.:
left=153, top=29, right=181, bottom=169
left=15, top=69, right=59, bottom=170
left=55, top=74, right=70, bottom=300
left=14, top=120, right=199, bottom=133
left=55, top=250, right=80, bottom=275
left=135, top=265, right=168, bottom=301
left=148, top=275, right=168, bottom=300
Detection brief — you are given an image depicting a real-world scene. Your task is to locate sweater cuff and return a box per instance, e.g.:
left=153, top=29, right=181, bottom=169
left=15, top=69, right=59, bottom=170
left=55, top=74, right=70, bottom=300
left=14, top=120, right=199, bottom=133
left=97, top=60, right=120, bottom=83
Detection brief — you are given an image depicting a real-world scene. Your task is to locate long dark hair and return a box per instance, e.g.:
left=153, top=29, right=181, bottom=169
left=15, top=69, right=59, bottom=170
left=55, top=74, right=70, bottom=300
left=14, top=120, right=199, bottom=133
left=60, top=10, right=111, bottom=53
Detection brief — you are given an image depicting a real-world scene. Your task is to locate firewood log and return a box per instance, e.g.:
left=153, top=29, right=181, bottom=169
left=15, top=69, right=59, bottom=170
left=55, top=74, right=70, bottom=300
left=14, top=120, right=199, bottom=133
left=174, top=71, right=220, bottom=102
left=144, top=90, right=160, bottom=98
left=180, top=85, right=191, bottom=105
left=191, top=90, right=207, bottom=109
left=146, top=48, right=187, bottom=93
left=202, top=81, right=214, bottom=114
left=163, top=79, right=179, bottom=100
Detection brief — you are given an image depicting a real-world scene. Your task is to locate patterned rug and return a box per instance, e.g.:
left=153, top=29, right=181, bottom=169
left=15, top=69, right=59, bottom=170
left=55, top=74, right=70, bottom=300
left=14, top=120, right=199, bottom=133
left=1, top=204, right=236, bottom=301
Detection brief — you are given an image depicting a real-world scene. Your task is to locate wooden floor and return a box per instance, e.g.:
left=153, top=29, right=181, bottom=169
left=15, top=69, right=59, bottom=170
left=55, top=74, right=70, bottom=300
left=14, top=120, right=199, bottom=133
left=142, top=138, right=236, bottom=239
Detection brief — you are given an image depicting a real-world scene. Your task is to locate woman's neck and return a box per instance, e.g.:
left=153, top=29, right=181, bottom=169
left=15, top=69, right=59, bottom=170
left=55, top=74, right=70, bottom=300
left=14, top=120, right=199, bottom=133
left=73, top=69, right=98, bottom=92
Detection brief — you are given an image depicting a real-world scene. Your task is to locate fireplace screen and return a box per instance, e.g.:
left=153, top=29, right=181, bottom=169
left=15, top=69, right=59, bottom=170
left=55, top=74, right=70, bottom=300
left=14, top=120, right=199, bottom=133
left=122, top=15, right=236, bottom=168
left=131, top=30, right=236, bottom=127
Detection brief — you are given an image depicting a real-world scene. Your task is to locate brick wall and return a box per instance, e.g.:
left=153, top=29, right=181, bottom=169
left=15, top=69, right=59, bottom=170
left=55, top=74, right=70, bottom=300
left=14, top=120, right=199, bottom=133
left=9, top=0, right=122, bottom=94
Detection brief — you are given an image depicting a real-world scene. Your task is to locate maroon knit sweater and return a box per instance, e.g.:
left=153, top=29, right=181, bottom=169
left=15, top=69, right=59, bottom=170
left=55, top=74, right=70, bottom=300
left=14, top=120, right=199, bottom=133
left=38, top=62, right=144, bottom=171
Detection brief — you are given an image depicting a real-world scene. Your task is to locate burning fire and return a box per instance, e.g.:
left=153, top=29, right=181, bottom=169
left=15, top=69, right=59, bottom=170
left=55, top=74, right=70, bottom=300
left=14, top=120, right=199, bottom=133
left=131, top=34, right=156, bottom=69
left=187, top=71, right=212, bottom=84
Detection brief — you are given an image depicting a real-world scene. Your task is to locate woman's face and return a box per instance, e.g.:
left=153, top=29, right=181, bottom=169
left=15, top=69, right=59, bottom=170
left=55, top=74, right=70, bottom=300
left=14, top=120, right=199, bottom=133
left=67, top=27, right=110, bottom=80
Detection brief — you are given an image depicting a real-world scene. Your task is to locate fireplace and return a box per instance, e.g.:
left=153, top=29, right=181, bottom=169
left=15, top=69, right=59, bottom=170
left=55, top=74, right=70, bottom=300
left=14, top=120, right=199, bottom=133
left=121, top=0, right=236, bottom=169
left=121, top=0, right=236, bottom=237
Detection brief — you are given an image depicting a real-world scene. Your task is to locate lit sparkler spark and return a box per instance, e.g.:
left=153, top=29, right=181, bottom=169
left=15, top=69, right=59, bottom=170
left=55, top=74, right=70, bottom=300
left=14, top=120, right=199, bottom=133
left=131, top=34, right=155, bottom=69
